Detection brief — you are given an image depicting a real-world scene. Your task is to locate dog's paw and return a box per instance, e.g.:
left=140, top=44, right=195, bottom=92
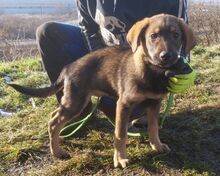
left=114, top=151, right=129, bottom=168
left=114, top=157, right=129, bottom=168
left=52, top=149, right=71, bottom=160
left=150, top=142, right=170, bottom=153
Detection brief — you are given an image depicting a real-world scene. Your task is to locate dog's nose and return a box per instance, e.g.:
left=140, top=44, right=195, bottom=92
left=160, top=51, right=171, bottom=61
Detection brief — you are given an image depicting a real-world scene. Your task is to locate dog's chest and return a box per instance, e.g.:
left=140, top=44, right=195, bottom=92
left=121, top=72, right=168, bottom=104
left=130, top=80, right=167, bottom=102
left=136, top=66, right=169, bottom=94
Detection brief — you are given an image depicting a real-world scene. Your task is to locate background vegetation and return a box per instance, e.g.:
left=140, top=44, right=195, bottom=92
left=0, top=2, right=220, bottom=61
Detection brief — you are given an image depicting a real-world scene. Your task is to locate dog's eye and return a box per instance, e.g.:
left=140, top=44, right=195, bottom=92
left=151, top=33, right=158, bottom=40
left=173, top=32, right=180, bottom=38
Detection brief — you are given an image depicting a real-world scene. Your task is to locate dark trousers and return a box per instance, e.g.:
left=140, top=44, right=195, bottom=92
left=36, top=22, right=89, bottom=100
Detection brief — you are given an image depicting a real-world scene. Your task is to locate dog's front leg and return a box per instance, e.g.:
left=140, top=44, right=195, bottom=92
left=146, top=101, right=170, bottom=153
left=114, top=98, right=132, bottom=168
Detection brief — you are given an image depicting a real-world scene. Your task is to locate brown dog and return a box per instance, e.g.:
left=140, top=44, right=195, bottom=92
left=9, top=14, right=196, bottom=168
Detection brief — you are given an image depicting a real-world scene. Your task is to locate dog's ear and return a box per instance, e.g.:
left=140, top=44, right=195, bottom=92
left=127, top=18, right=150, bottom=52
left=178, top=19, right=197, bottom=54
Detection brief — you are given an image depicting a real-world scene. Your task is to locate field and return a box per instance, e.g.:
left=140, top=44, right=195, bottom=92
left=0, top=45, right=220, bottom=175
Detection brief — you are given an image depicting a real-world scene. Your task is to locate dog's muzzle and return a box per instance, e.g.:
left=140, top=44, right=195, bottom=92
left=159, top=51, right=178, bottom=68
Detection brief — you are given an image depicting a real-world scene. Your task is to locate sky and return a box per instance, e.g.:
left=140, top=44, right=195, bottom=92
left=0, top=0, right=220, bottom=3
left=0, top=0, right=74, bottom=4
left=0, top=0, right=219, bottom=8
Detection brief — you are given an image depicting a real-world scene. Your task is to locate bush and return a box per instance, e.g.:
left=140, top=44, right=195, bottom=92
left=189, top=2, right=220, bottom=46
left=0, top=14, right=76, bottom=61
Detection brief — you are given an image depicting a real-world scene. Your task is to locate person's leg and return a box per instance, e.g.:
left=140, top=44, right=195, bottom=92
left=36, top=22, right=89, bottom=101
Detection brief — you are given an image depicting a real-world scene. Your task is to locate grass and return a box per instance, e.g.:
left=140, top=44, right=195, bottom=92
left=0, top=45, right=220, bottom=175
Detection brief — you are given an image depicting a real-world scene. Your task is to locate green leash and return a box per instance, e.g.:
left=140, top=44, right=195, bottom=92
left=106, top=116, right=148, bottom=137
left=160, top=93, right=174, bottom=128
left=59, top=94, right=174, bottom=138
left=59, top=97, right=100, bottom=138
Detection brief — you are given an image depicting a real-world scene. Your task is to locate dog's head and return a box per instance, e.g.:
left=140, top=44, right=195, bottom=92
left=127, top=14, right=196, bottom=68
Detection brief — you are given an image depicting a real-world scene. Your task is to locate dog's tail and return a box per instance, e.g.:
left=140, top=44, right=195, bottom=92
left=8, top=81, right=63, bottom=98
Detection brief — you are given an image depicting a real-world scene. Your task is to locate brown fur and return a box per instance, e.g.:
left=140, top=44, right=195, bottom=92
left=9, top=14, right=196, bottom=168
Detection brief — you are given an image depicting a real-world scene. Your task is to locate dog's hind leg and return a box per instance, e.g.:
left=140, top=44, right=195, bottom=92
left=50, top=108, right=59, bottom=117
left=48, top=81, right=90, bottom=159
left=48, top=108, right=72, bottom=159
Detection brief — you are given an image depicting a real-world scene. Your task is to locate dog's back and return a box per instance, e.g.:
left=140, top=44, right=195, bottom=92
left=60, top=46, right=132, bottom=98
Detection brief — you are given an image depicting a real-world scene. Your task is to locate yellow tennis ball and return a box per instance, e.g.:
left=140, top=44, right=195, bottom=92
left=170, top=77, right=178, bottom=83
